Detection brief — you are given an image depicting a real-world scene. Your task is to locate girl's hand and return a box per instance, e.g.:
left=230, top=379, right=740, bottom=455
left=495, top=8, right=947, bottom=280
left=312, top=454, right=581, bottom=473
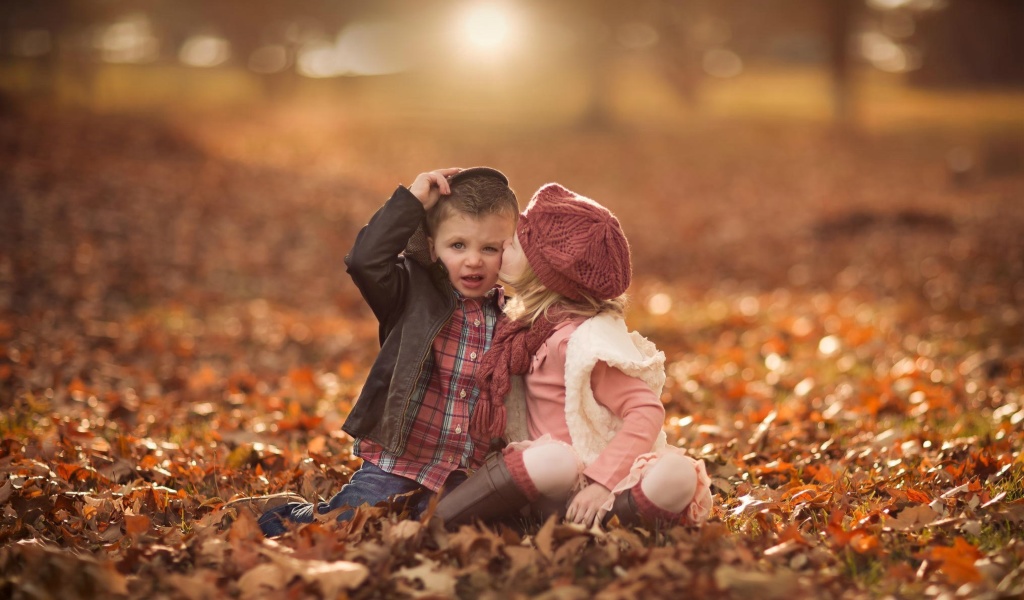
left=565, top=482, right=613, bottom=527
left=409, top=168, right=461, bottom=210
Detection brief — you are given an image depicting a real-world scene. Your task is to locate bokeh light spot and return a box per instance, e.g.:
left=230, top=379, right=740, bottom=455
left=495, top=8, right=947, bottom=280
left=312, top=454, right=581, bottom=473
left=647, top=292, right=673, bottom=315
left=179, top=35, right=231, bottom=68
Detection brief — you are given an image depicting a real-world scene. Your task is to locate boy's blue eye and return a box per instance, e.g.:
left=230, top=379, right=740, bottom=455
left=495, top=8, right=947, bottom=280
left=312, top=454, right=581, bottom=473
left=452, top=242, right=465, bottom=250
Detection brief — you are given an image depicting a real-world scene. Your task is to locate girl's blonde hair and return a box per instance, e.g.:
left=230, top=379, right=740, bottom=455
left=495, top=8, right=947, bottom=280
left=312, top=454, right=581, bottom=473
left=502, top=263, right=626, bottom=324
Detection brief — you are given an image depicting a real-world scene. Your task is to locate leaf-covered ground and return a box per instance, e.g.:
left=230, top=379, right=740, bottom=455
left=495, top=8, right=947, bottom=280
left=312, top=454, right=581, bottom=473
left=1, top=106, right=1023, bottom=599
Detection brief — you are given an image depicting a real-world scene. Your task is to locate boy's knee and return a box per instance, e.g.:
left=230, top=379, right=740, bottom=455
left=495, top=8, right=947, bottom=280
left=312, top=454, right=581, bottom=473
left=521, top=443, right=580, bottom=498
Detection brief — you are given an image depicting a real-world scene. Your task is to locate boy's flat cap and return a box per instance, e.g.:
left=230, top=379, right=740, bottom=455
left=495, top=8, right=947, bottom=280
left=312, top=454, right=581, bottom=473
left=448, top=166, right=509, bottom=185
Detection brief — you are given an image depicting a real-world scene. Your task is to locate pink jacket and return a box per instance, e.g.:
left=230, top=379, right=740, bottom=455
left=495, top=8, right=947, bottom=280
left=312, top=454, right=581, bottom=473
left=521, top=318, right=667, bottom=490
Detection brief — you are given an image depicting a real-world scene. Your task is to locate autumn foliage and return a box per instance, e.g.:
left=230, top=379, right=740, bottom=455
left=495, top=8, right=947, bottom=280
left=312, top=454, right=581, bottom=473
left=1, top=106, right=1023, bottom=599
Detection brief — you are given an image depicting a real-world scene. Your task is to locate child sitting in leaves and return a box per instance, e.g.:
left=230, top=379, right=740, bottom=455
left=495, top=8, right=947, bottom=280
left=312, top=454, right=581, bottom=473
left=435, top=183, right=713, bottom=529
left=258, top=167, right=518, bottom=536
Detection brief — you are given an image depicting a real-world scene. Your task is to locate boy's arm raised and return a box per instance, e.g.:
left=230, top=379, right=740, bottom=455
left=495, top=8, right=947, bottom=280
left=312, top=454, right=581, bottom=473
left=344, top=186, right=429, bottom=326
left=344, top=169, right=460, bottom=326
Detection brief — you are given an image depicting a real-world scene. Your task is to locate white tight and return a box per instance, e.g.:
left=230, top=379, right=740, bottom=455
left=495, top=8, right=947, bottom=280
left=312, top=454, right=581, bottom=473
left=519, top=442, right=697, bottom=515
left=638, top=451, right=697, bottom=513
left=520, top=443, right=579, bottom=498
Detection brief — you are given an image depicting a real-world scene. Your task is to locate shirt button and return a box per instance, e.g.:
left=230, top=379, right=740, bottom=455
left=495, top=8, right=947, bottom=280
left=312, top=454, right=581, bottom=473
left=459, top=389, right=466, bottom=398
left=470, top=352, right=477, bottom=360
left=455, top=425, right=463, bottom=434
left=474, top=319, right=481, bottom=327
left=448, top=455, right=454, bottom=463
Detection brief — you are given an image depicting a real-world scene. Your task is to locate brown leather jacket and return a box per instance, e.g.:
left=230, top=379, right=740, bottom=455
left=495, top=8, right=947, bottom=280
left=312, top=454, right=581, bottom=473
left=341, top=186, right=457, bottom=455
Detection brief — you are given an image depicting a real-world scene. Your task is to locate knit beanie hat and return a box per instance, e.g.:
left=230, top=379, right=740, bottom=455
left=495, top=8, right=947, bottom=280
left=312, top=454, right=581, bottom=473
left=517, top=183, right=631, bottom=301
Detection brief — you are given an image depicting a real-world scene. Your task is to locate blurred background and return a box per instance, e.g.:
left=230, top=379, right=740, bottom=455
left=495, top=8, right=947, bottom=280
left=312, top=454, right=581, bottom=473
left=1, top=0, right=1022, bottom=394
left=3, top=0, right=1023, bottom=126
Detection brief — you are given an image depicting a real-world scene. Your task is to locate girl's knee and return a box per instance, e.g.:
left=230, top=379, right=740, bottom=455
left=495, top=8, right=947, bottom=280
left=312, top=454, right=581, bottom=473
left=521, top=442, right=580, bottom=498
left=639, top=453, right=698, bottom=514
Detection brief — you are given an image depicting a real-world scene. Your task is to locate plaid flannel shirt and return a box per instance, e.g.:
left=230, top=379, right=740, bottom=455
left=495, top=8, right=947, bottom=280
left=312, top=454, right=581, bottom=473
left=354, top=287, right=501, bottom=492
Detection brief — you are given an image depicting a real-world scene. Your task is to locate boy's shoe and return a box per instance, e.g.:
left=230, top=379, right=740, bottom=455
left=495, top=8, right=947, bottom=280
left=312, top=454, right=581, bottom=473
left=223, top=493, right=308, bottom=517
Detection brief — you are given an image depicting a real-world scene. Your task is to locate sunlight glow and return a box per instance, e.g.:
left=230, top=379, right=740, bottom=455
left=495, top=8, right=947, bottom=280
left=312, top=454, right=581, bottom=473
left=460, top=3, right=518, bottom=57
left=297, top=40, right=341, bottom=78
left=868, top=0, right=947, bottom=10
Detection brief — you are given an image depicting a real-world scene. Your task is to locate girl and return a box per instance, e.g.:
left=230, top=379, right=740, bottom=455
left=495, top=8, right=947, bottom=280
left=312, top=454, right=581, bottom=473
left=435, top=183, right=713, bottom=529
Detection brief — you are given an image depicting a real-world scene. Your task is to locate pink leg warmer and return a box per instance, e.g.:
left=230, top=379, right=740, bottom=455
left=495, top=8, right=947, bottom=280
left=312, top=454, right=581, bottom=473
left=503, top=450, right=541, bottom=502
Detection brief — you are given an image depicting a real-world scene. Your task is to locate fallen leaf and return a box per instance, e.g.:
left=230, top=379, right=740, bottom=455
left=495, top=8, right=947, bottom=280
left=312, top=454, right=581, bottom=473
left=260, top=546, right=369, bottom=596
left=238, top=563, right=287, bottom=599
left=926, top=537, right=984, bottom=586
left=714, top=565, right=800, bottom=599
left=394, top=558, right=457, bottom=598
left=886, top=504, right=940, bottom=531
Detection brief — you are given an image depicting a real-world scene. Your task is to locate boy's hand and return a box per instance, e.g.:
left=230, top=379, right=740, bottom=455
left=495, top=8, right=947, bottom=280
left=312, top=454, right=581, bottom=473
left=409, top=168, right=462, bottom=210
left=565, top=481, right=613, bottom=528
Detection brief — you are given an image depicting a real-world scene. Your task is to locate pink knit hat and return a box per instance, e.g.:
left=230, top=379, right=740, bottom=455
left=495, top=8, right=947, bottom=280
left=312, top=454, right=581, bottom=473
left=517, top=183, right=631, bottom=301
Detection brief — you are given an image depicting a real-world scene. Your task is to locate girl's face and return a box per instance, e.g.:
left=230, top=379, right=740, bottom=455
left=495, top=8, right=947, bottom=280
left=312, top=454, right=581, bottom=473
left=499, top=233, right=529, bottom=282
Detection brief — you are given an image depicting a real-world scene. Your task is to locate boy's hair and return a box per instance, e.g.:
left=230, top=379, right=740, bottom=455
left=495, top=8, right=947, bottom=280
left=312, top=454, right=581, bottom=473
left=426, top=174, right=519, bottom=234
left=503, top=263, right=626, bottom=325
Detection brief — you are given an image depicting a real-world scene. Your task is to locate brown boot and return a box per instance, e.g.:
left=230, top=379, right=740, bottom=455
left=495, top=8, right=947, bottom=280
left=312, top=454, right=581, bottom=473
left=603, top=488, right=642, bottom=528
left=603, top=487, right=680, bottom=529
left=435, top=454, right=531, bottom=529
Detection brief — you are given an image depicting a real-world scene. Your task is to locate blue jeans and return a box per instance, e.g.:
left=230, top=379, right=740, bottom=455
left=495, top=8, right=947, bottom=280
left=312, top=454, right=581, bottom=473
left=258, top=461, right=467, bottom=536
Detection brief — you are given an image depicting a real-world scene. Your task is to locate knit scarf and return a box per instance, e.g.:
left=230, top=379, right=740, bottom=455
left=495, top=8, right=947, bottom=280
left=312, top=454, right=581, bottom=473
left=471, top=307, right=565, bottom=442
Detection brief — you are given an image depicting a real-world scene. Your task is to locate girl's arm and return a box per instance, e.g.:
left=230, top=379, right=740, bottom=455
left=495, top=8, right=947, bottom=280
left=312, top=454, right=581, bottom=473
left=582, top=362, right=666, bottom=490
left=566, top=360, right=667, bottom=527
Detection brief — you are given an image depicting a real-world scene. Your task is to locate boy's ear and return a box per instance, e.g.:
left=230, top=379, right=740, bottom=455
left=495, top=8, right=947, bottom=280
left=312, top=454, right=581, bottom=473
left=427, top=237, right=437, bottom=262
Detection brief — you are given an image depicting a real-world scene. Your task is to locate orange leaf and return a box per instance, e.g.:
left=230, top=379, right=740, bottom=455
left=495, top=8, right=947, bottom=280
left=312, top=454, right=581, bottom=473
left=124, top=514, right=150, bottom=536
left=850, top=532, right=879, bottom=554
left=928, top=537, right=983, bottom=585
left=805, top=464, right=835, bottom=484
left=905, top=488, right=931, bottom=504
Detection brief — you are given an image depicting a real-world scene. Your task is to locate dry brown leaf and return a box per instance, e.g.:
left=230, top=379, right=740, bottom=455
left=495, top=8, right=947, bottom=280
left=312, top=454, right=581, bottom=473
left=535, top=584, right=592, bottom=600
left=165, top=571, right=222, bottom=600
left=394, top=558, right=458, bottom=598
left=886, top=504, right=940, bottom=531
left=124, top=513, right=151, bottom=536
left=260, top=545, right=370, bottom=596
left=533, top=515, right=557, bottom=561
left=714, top=565, right=800, bottom=599
left=504, top=545, right=539, bottom=576
left=385, top=518, right=423, bottom=544
left=238, top=563, right=288, bottom=599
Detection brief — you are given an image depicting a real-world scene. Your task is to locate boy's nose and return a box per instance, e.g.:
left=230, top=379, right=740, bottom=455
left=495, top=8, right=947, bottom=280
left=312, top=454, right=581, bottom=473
left=466, top=252, right=484, bottom=266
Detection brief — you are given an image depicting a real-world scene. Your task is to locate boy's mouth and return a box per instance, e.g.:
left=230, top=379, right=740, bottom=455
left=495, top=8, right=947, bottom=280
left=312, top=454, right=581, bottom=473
left=461, top=274, right=484, bottom=286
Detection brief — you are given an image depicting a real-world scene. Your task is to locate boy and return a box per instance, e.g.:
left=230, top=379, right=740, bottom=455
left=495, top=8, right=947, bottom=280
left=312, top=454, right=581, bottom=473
left=258, top=167, right=518, bottom=536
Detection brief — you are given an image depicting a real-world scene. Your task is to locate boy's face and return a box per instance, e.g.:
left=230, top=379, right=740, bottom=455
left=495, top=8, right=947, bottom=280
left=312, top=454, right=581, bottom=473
left=429, top=212, right=515, bottom=298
